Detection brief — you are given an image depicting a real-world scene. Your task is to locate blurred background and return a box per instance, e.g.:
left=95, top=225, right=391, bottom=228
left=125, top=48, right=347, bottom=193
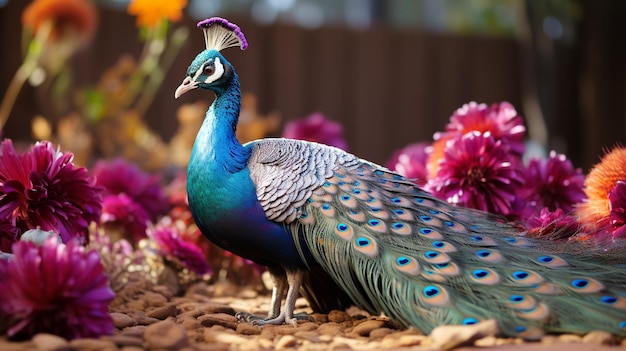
left=0, top=0, right=624, bottom=171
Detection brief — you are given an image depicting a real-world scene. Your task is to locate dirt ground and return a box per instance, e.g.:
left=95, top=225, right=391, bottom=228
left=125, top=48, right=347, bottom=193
left=1, top=278, right=624, bottom=351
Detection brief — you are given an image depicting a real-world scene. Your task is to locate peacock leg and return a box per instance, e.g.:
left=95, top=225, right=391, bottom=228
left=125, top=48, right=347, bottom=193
left=236, top=266, right=286, bottom=322
left=236, top=269, right=308, bottom=326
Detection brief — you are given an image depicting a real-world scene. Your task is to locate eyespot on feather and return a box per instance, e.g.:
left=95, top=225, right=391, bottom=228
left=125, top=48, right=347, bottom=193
left=516, top=303, right=550, bottom=321
left=510, top=270, right=544, bottom=286
left=475, top=249, right=507, bottom=264
left=335, top=222, right=354, bottom=240
left=569, top=278, right=604, bottom=293
left=509, top=294, right=538, bottom=310
left=470, top=268, right=501, bottom=285
left=422, top=285, right=450, bottom=306
left=393, top=255, right=420, bottom=275
left=353, top=235, right=378, bottom=257
left=390, top=221, right=412, bottom=235
left=320, top=203, right=335, bottom=217
left=535, top=255, right=569, bottom=268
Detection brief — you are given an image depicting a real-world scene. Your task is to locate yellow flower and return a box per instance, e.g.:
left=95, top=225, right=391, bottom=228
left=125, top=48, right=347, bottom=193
left=22, top=0, right=98, bottom=43
left=128, top=0, right=188, bottom=28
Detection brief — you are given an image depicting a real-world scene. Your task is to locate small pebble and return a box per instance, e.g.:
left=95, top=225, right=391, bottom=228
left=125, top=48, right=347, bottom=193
left=146, top=303, right=178, bottom=320
left=104, top=335, right=144, bottom=348
left=328, top=310, right=351, bottom=324
left=352, top=319, right=386, bottom=336
left=369, top=327, right=394, bottom=339
left=69, top=338, right=117, bottom=351
left=144, top=320, right=189, bottom=350
left=236, top=323, right=262, bottom=335
left=318, top=323, right=343, bottom=336
left=559, top=334, right=583, bottom=343
left=275, top=335, right=298, bottom=350
left=197, top=313, right=238, bottom=329
left=426, top=319, right=499, bottom=351
left=31, top=333, right=68, bottom=351
left=582, top=330, right=616, bottom=345
left=110, top=313, right=137, bottom=329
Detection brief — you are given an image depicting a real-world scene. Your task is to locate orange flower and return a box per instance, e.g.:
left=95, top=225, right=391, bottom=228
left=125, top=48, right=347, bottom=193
left=575, top=146, right=626, bottom=230
left=22, top=0, right=98, bottom=42
left=127, top=0, right=187, bottom=28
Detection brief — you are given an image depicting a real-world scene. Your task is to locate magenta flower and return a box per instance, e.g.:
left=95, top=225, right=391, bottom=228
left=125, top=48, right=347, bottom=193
left=0, top=237, right=114, bottom=340
left=0, top=140, right=101, bottom=245
left=101, top=193, right=151, bottom=242
left=520, top=151, right=586, bottom=216
left=385, top=142, right=430, bottom=186
left=435, top=101, right=526, bottom=155
left=525, top=207, right=580, bottom=240
left=609, top=181, right=626, bottom=237
left=91, top=158, right=168, bottom=220
left=282, top=112, right=348, bottom=150
left=148, top=219, right=212, bottom=276
left=426, top=131, right=524, bottom=216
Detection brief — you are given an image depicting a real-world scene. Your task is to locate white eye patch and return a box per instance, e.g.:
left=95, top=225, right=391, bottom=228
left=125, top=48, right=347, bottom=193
left=203, top=57, right=224, bottom=84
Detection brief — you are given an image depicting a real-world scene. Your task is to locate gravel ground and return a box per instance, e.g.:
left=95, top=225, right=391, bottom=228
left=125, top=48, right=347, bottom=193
left=1, top=278, right=624, bottom=351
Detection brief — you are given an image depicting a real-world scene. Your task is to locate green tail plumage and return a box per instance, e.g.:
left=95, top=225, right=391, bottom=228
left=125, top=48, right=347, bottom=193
left=293, top=163, right=626, bottom=338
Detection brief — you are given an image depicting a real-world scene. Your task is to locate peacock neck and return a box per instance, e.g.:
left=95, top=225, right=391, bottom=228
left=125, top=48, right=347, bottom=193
left=191, top=73, right=250, bottom=175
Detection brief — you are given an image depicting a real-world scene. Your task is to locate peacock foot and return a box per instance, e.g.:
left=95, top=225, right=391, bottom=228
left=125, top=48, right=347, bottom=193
left=235, top=311, right=312, bottom=326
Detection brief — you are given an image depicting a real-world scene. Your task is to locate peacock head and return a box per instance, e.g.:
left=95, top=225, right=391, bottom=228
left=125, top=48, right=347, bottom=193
left=175, top=18, right=247, bottom=99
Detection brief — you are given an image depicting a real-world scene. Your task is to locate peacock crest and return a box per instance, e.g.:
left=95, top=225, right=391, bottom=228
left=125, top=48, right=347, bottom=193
left=197, top=17, right=248, bottom=52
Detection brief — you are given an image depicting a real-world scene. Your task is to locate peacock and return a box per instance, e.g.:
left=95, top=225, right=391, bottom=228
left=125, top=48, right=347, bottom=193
left=175, top=17, right=626, bottom=339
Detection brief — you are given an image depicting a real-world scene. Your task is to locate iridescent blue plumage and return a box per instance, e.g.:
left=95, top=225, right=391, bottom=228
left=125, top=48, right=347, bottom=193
left=177, top=17, right=626, bottom=338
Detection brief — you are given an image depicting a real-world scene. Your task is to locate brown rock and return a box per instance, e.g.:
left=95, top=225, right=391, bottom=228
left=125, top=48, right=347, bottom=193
left=177, top=316, right=202, bottom=330
left=198, top=313, right=238, bottom=329
left=110, top=313, right=137, bottom=329
left=119, top=347, right=144, bottom=351
left=146, top=303, right=178, bottom=320
left=135, top=316, right=161, bottom=326
left=236, top=323, right=262, bottom=335
left=68, top=338, right=117, bottom=351
left=31, top=333, right=69, bottom=351
left=310, top=313, right=329, bottom=324
left=294, top=331, right=321, bottom=342
left=104, top=335, right=144, bottom=348
left=275, top=335, right=298, bottom=350
left=144, top=320, right=189, bottom=350
left=369, top=327, right=394, bottom=339
left=582, top=330, right=616, bottom=345
left=352, top=319, right=387, bottom=337
left=559, top=334, right=583, bottom=343
left=120, top=325, right=146, bottom=338
left=142, top=291, right=169, bottom=307
left=426, top=319, right=499, bottom=351
left=328, top=310, right=351, bottom=324
left=318, top=323, right=344, bottom=336
left=0, top=340, right=36, bottom=351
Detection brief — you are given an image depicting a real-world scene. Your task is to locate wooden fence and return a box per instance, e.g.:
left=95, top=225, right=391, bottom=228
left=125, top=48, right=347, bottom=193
left=1, top=1, right=624, bottom=170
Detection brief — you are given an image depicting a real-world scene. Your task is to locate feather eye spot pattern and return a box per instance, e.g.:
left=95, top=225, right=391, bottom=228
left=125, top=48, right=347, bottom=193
left=353, top=236, right=378, bottom=257
left=509, top=294, right=537, bottom=310
left=571, top=279, right=589, bottom=289
left=425, top=251, right=439, bottom=259
left=601, top=295, right=618, bottom=304
left=391, top=221, right=411, bottom=235
left=320, top=203, right=335, bottom=217
left=394, top=255, right=420, bottom=275
left=476, top=250, right=491, bottom=258
left=431, top=241, right=457, bottom=252
left=334, top=222, right=353, bottom=240
left=511, top=270, right=544, bottom=286
left=517, top=303, right=550, bottom=321
left=429, top=209, right=441, bottom=215
left=422, top=285, right=450, bottom=306
left=462, top=318, right=479, bottom=325
left=536, top=255, right=569, bottom=268
left=470, top=268, right=501, bottom=285
left=510, top=295, right=525, bottom=303
left=420, top=215, right=432, bottom=222
left=620, top=321, right=626, bottom=329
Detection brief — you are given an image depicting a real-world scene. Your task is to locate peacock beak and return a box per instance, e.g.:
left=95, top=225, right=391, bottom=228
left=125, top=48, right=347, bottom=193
left=174, top=76, right=198, bottom=99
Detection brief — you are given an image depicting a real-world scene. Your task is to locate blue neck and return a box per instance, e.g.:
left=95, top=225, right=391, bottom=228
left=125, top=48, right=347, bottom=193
left=191, top=73, right=250, bottom=174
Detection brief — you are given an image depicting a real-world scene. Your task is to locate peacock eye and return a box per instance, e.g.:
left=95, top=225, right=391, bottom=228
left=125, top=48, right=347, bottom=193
left=203, top=64, right=215, bottom=76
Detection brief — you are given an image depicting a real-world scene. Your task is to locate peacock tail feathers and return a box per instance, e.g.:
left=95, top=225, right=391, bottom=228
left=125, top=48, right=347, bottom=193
left=278, top=148, right=626, bottom=338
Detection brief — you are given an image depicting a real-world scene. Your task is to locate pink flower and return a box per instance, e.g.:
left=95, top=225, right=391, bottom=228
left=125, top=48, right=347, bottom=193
left=435, top=101, right=526, bottom=155
left=91, top=158, right=168, bottom=220
left=148, top=219, right=212, bottom=276
left=0, top=237, right=114, bottom=340
left=0, top=140, right=101, bottom=245
left=426, top=131, right=524, bottom=216
left=282, top=113, right=348, bottom=150
left=521, top=151, right=586, bottom=216
left=101, top=193, right=151, bottom=242
left=608, top=181, right=626, bottom=237
left=525, top=207, right=580, bottom=240
left=385, top=142, right=430, bottom=186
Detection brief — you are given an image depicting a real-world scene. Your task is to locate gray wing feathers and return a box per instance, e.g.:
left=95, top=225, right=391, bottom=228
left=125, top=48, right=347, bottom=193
left=247, top=138, right=360, bottom=223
